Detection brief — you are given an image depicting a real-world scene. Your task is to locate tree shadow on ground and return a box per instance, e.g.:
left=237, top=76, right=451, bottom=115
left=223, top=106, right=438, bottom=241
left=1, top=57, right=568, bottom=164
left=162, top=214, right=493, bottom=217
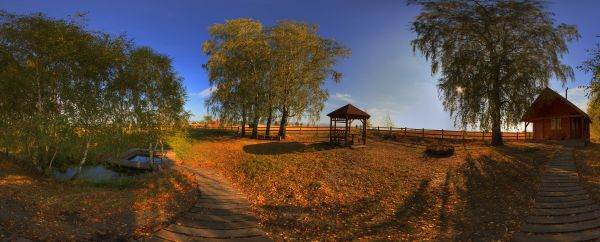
left=259, top=178, right=436, bottom=240
left=372, top=133, right=488, bottom=151
left=340, top=179, right=435, bottom=240
left=243, top=141, right=337, bottom=155
left=188, top=128, right=239, bottom=142
left=260, top=186, right=394, bottom=240
left=435, top=144, right=550, bottom=241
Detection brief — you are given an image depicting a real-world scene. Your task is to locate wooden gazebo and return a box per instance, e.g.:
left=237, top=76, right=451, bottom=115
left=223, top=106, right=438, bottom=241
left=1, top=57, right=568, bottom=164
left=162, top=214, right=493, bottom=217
left=327, top=104, right=370, bottom=146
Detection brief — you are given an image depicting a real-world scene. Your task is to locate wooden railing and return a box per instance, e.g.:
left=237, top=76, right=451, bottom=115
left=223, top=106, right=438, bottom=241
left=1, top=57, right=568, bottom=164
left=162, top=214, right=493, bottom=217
left=192, top=124, right=533, bottom=141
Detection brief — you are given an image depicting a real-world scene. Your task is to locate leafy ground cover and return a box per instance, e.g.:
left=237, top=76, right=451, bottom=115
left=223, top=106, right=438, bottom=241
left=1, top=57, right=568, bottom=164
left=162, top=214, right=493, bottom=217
left=0, top=158, right=199, bottom=241
left=574, top=143, right=600, bottom=203
left=180, top=129, right=557, bottom=240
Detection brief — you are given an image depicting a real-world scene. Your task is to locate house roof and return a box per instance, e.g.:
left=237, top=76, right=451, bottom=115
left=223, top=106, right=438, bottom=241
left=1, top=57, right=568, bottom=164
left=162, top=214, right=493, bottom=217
left=521, top=87, right=590, bottom=122
left=327, top=104, right=370, bottom=119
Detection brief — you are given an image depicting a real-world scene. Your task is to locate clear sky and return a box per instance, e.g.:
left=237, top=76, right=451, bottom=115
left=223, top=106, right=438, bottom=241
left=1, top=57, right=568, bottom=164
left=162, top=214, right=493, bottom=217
left=1, top=0, right=598, bottom=129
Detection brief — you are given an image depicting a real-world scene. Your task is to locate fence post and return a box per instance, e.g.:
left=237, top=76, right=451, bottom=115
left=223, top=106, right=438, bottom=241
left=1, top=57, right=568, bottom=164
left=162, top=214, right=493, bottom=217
left=463, top=130, right=466, bottom=141
left=404, top=127, right=407, bottom=137
left=300, top=125, right=302, bottom=135
left=516, top=132, right=519, bottom=141
left=422, top=128, right=425, bottom=138
left=482, top=131, right=485, bottom=141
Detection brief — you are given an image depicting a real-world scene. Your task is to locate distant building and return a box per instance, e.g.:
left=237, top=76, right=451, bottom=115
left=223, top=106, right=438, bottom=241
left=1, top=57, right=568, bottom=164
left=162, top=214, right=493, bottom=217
left=522, top=88, right=591, bottom=142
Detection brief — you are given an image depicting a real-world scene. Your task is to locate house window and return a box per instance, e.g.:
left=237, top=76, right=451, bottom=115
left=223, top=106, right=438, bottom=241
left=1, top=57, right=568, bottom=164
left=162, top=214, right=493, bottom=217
left=551, top=118, right=561, bottom=130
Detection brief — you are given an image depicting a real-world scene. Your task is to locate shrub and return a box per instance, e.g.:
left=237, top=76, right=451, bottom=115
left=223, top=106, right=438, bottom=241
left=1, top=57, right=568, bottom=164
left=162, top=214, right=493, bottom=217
left=167, top=131, right=193, bottom=160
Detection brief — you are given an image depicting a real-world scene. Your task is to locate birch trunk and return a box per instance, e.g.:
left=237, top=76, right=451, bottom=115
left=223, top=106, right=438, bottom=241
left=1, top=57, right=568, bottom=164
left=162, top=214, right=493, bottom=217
left=72, top=138, right=90, bottom=180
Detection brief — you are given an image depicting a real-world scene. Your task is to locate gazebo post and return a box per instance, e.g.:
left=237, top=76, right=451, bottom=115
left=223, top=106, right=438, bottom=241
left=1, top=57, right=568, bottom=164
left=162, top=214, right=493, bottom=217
left=329, top=118, right=332, bottom=144
left=362, top=118, right=367, bottom=145
left=344, top=117, right=349, bottom=146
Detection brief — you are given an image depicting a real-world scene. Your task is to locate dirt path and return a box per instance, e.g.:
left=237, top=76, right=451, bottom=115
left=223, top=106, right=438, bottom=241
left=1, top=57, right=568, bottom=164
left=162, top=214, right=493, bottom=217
left=513, top=148, right=600, bottom=241
left=145, top=162, right=270, bottom=241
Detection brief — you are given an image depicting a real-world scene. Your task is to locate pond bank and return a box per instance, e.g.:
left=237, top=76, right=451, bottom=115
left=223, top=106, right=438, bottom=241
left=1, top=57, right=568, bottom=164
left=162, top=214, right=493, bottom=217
left=0, top=158, right=200, bottom=241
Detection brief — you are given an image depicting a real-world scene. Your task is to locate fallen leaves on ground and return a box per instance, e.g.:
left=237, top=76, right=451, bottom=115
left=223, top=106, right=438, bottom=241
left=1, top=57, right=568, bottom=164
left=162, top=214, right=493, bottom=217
left=182, top=130, right=557, bottom=240
left=0, top=160, right=199, bottom=241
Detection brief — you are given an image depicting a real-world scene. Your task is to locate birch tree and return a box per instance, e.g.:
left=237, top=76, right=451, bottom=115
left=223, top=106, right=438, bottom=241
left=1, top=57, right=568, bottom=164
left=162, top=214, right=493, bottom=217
left=580, top=44, right=600, bottom=138
left=0, top=11, right=187, bottom=173
left=269, top=21, right=350, bottom=138
left=203, top=19, right=271, bottom=138
left=410, top=0, right=579, bottom=146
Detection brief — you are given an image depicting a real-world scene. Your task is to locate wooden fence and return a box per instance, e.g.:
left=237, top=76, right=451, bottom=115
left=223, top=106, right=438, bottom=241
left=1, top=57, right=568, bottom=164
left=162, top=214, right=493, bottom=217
left=193, top=124, right=533, bottom=141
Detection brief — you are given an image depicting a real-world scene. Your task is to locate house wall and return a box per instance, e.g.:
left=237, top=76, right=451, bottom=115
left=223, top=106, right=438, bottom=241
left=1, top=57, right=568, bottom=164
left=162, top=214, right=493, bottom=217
left=532, top=117, right=590, bottom=141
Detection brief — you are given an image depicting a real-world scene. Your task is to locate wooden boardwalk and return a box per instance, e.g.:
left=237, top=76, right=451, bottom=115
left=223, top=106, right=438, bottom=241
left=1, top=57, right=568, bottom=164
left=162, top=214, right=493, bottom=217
left=145, top=166, right=271, bottom=242
left=513, top=149, right=600, bottom=241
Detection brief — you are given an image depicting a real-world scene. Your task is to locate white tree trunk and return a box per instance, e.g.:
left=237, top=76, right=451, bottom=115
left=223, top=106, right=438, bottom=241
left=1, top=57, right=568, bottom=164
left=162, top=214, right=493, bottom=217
left=73, top=138, right=90, bottom=180
left=47, top=149, right=58, bottom=172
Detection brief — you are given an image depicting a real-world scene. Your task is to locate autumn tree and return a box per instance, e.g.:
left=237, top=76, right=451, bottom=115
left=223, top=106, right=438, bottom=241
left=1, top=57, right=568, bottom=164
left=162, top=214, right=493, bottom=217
left=0, top=12, right=187, bottom=173
left=202, top=19, right=349, bottom=139
left=382, top=112, right=395, bottom=128
left=203, top=19, right=271, bottom=138
left=410, top=0, right=579, bottom=146
left=269, top=21, right=350, bottom=138
left=579, top=44, right=600, bottom=138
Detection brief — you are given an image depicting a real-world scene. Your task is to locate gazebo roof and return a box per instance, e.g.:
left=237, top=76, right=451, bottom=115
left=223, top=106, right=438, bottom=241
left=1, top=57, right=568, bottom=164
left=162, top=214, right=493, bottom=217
left=327, top=104, right=370, bottom=119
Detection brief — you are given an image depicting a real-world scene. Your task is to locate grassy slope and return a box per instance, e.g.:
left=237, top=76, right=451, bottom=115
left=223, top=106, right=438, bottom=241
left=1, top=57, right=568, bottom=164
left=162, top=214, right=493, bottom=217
left=181, top=129, right=556, bottom=240
left=0, top=160, right=199, bottom=241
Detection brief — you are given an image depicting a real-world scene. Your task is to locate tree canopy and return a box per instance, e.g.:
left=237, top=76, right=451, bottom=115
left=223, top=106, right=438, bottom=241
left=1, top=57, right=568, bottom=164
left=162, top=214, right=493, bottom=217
left=0, top=12, right=188, bottom=172
left=580, top=44, right=600, bottom=138
left=202, top=19, right=349, bottom=138
left=410, top=0, right=579, bottom=145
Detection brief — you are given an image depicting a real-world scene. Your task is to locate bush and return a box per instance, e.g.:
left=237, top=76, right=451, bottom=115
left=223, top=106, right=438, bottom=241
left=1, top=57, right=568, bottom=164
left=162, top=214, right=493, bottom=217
left=167, top=131, right=193, bottom=160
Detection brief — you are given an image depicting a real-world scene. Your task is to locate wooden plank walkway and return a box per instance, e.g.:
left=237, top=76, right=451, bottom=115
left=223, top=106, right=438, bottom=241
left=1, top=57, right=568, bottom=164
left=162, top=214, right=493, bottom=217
left=144, top=165, right=271, bottom=242
left=513, top=149, right=600, bottom=241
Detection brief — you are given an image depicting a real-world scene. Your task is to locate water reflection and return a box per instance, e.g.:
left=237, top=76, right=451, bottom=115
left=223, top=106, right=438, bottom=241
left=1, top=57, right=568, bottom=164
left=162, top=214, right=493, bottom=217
left=52, top=165, right=129, bottom=182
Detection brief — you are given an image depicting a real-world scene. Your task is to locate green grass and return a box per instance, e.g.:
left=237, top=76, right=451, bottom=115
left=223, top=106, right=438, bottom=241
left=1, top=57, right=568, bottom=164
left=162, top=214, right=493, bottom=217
left=167, top=131, right=193, bottom=160
left=239, top=158, right=281, bottom=179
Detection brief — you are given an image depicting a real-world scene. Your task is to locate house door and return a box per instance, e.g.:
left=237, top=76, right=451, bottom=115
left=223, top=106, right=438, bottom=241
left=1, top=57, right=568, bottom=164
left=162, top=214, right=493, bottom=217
left=570, top=117, right=581, bottom=139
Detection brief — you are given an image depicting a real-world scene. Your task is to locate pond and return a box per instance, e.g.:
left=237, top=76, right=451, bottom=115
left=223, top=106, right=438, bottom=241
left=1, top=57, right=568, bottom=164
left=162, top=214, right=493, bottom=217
left=129, top=155, right=164, bottom=164
left=52, top=165, right=132, bottom=182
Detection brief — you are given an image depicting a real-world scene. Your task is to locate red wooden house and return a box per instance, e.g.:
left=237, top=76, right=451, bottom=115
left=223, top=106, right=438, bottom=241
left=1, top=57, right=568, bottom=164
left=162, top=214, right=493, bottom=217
left=521, top=88, right=591, bottom=142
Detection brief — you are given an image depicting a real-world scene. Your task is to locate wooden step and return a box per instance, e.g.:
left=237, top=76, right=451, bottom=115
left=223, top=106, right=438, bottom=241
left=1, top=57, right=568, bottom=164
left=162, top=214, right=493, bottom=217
left=513, top=228, right=600, bottom=242
left=183, top=213, right=259, bottom=223
left=175, top=216, right=259, bottom=230
left=190, top=207, right=253, bottom=216
left=535, top=194, right=590, bottom=203
left=534, top=199, right=595, bottom=209
left=531, top=205, right=599, bottom=216
left=537, top=190, right=587, bottom=197
left=538, top=186, right=584, bottom=192
left=165, top=224, right=265, bottom=239
left=521, top=217, right=600, bottom=233
left=526, top=211, right=600, bottom=225
left=540, top=182, right=581, bottom=187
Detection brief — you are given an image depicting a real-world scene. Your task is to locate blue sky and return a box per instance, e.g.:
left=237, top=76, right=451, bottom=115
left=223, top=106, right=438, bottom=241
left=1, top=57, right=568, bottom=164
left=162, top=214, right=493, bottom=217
left=1, top=0, right=598, bottom=129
